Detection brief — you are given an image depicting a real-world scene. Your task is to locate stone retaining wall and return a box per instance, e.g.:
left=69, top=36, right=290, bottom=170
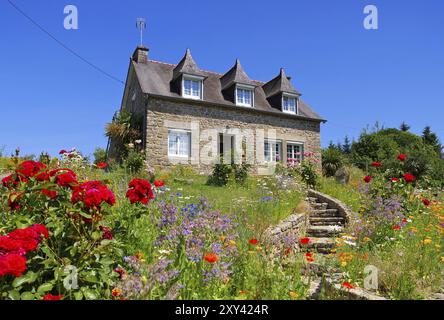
left=262, top=213, right=307, bottom=251
left=308, top=189, right=355, bottom=223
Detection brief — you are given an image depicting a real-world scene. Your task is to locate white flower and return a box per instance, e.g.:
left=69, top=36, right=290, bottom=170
left=135, top=140, right=142, bottom=144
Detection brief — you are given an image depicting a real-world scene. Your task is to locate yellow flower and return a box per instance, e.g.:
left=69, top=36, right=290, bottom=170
left=441, top=256, right=444, bottom=263
left=256, top=246, right=263, bottom=252
left=220, top=235, right=226, bottom=242
left=341, top=261, right=347, bottom=267
left=410, top=227, right=418, bottom=233
left=229, top=240, right=236, bottom=246
left=363, top=237, right=371, bottom=242
left=248, top=250, right=255, bottom=254
left=422, top=238, right=432, bottom=245
left=289, top=291, right=299, bottom=299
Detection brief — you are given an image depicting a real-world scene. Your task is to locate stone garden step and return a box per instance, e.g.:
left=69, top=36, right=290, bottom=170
left=310, top=209, right=340, bottom=217
left=309, top=217, right=346, bottom=226
left=311, top=202, right=329, bottom=210
left=307, top=225, right=344, bottom=237
left=306, top=237, right=336, bottom=254
left=306, top=197, right=318, bottom=203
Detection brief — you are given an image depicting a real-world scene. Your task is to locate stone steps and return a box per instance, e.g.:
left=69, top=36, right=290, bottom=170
left=310, top=209, right=339, bottom=218
left=306, top=237, right=336, bottom=254
left=309, top=216, right=345, bottom=226
left=307, top=225, right=344, bottom=237
left=311, top=202, right=329, bottom=210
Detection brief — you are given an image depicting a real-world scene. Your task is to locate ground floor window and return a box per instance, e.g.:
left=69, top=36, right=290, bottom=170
left=264, top=140, right=282, bottom=162
left=287, top=142, right=304, bottom=163
left=168, top=130, right=191, bottom=157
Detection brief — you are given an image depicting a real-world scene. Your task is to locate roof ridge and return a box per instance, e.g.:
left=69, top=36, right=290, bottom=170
left=148, top=59, right=265, bottom=84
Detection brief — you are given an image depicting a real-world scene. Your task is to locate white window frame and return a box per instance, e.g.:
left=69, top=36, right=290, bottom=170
left=264, top=139, right=282, bottom=162
left=282, top=93, right=298, bottom=114
left=287, top=141, right=304, bottom=163
left=182, top=74, right=204, bottom=100
left=168, top=129, right=191, bottom=158
left=235, top=84, right=254, bottom=107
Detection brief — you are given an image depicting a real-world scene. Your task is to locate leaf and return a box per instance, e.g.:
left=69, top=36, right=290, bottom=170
left=73, top=291, right=83, bottom=300
left=20, top=292, right=35, bottom=300
left=37, top=282, right=54, bottom=294
left=13, top=271, right=38, bottom=288
left=82, top=288, right=98, bottom=300
left=8, top=290, right=21, bottom=300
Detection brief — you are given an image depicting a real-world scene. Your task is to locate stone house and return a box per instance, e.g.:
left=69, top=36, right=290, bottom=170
left=114, top=46, right=325, bottom=172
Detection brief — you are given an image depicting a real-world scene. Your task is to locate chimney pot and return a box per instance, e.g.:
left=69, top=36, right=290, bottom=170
left=132, top=46, right=149, bottom=64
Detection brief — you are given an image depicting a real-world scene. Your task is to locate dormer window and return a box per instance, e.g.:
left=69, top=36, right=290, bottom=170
left=282, top=95, right=298, bottom=114
left=182, top=75, right=203, bottom=100
left=236, top=85, right=254, bottom=107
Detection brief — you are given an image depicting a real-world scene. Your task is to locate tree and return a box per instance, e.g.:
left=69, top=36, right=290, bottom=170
left=342, top=136, right=351, bottom=154
left=422, top=126, right=442, bottom=156
left=400, top=122, right=410, bottom=132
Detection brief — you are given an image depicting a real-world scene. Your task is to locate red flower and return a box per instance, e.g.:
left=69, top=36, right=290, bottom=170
left=2, top=174, right=19, bottom=189
left=371, top=162, right=381, bottom=167
left=363, top=175, right=372, bottom=183
left=42, top=294, right=63, bottom=300
left=397, top=154, right=407, bottom=161
left=391, top=178, right=399, bottom=183
left=305, top=252, right=315, bottom=262
left=31, top=224, right=49, bottom=239
left=101, top=226, right=113, bottom=240
left=59, top=150, right=68, bottom=155
left=114, top=268, right=126, bottom=279
left=8, top=193, right=21, bottom=211
left=154, top=180, right=165, bottom=188
left=97, top=162, right=107, bottom=169
left=72, top=180, right=115, bottom=210
left=284, top=248, right=292, bottom=256
left=50, top=169, right=78, bottom=188
left=249, top=238, right=259, bottom=245
left=422, top=198, right=431, bottom=206
left=392, top=225, right=401, bottom=231
left=0, top=253, right=27, bottom=277
left=403, top=173, right=415, bottom=183
left=112, top=289, right=122, bottom=297
left=126, top=179, right=154, bottom=205
left=299, top=237, right=310, bottom=245
left=204, top=253, right=219, bottom=263
left=42, top=189, right=57, bottom=199
left=342, top=281, right=354, bottom=290
left=16, top=160, right=46, bottom=178
left=0, top=225, right=49, bottom=253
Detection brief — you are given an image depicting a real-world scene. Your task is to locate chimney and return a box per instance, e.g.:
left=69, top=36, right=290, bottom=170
left=132, top=46, right=149, bottom=64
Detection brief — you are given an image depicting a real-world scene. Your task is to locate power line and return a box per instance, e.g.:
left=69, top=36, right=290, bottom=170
left=7, top=0, right=124, bottom=85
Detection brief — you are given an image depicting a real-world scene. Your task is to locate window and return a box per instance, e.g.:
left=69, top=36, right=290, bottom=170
left=287, top=142, right=304, bottom=163
left=236, top=86, right=254, bottom=107
left=283, top=95, right=298, bottom=114
left=264, top=140, right=282, bottom=162
left=182, top=76, right=202, bottom=99
left=168, top=130, right=191, bottom=157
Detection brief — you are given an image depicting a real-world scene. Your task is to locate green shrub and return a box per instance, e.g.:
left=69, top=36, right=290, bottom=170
left=93, top=147, right=107, bottom=165
left=322, top=148, right=345, bottom=177
left=232, top=163, right=251, bottom=185
left=207, top=158, right=232, bottom=186
left=123, top=150, right=145, bottom=173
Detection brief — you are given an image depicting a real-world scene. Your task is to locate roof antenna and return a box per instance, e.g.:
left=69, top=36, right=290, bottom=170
left=136, top=18, right=146, bottom=46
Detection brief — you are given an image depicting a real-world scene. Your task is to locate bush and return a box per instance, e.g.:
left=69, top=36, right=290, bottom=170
left=322, top=148, right=345, bottom=177
left=0, top=160, right=121, bottom=300
left=232, top=163, right=251, bottom=185
left=123, top=150, right=145, bottom=173
left=93, top=147, right=107, bottom=165
left=207, top=158, right=232, bottom=186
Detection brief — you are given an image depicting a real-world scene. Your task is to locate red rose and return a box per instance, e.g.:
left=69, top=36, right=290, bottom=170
left=391, top=178, right=399, bottom=183
left=50, top=169, right=78, bottom=188
left=403, top=173, right=415, bottom=183
left=126, top=179, right=154, bottom=204
left=16, top=160, right=46, bottom=178
left=101, top=226, right=113, bottom=240
left=422, top=198, right=431, bottom=206
left=204, top=253, right=219, bottom=263
left=71, top=180, right=115, bottom=210
left=0, top=253, right=27, bottom=277
left=42, top=189, right=57, bottom=199
left=31, top=224, right=49, bottom=239
left=363, top=175, right=372, bottom=183
left=249, top=238, right=259, bottom=245
left=2, top=175, right=19, bottom=189
left=397, top=154, right=407, bottom=161
left=305, top=252, right=315, bottom=262
left=59, top=150, right=68, bottom=155
left=371, top=162, right=381, bottom=167
left=392, top=225, right=401, bottom=230
left=114, top=268, right=126, bottom=279
left=8, top=193, right=21, bottom=211
left=154, top=180, right=165, bottom=188
left=97, top=162, right=107, bottom=169
left=299, top=237, right=310, bottom=245
left=42, top=294, right=63, bottom=300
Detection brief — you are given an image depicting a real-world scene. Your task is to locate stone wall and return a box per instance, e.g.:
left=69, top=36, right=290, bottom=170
left=307, top=189, right=355, bottom=224
left=262, top=213, right=307, bottom=251
left=145, top=97, right=321, bottom=172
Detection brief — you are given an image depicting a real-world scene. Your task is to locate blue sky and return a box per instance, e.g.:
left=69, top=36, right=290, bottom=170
left=0, top=0, right=443, bottom=158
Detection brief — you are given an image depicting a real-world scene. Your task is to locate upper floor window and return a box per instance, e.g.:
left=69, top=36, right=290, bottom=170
left=182, top=76, right=203, bottom=100
left=236, top=85, right=254, bottom=107
left=282, top=95, right=298, bottom=114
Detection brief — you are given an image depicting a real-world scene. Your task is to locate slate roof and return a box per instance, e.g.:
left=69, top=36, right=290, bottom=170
left=131, top=49, right=325, bottom=122
left=220, top=59, right=257, bottom=90
left=262, top=68, right=301, bottom=97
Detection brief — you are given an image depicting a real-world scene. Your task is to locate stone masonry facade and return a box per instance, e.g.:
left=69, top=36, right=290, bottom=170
left=145, top=97, right=321, bottom=173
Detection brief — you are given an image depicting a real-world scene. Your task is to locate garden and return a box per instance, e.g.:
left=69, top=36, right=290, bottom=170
left=0, top=124, right=443, bottom=300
